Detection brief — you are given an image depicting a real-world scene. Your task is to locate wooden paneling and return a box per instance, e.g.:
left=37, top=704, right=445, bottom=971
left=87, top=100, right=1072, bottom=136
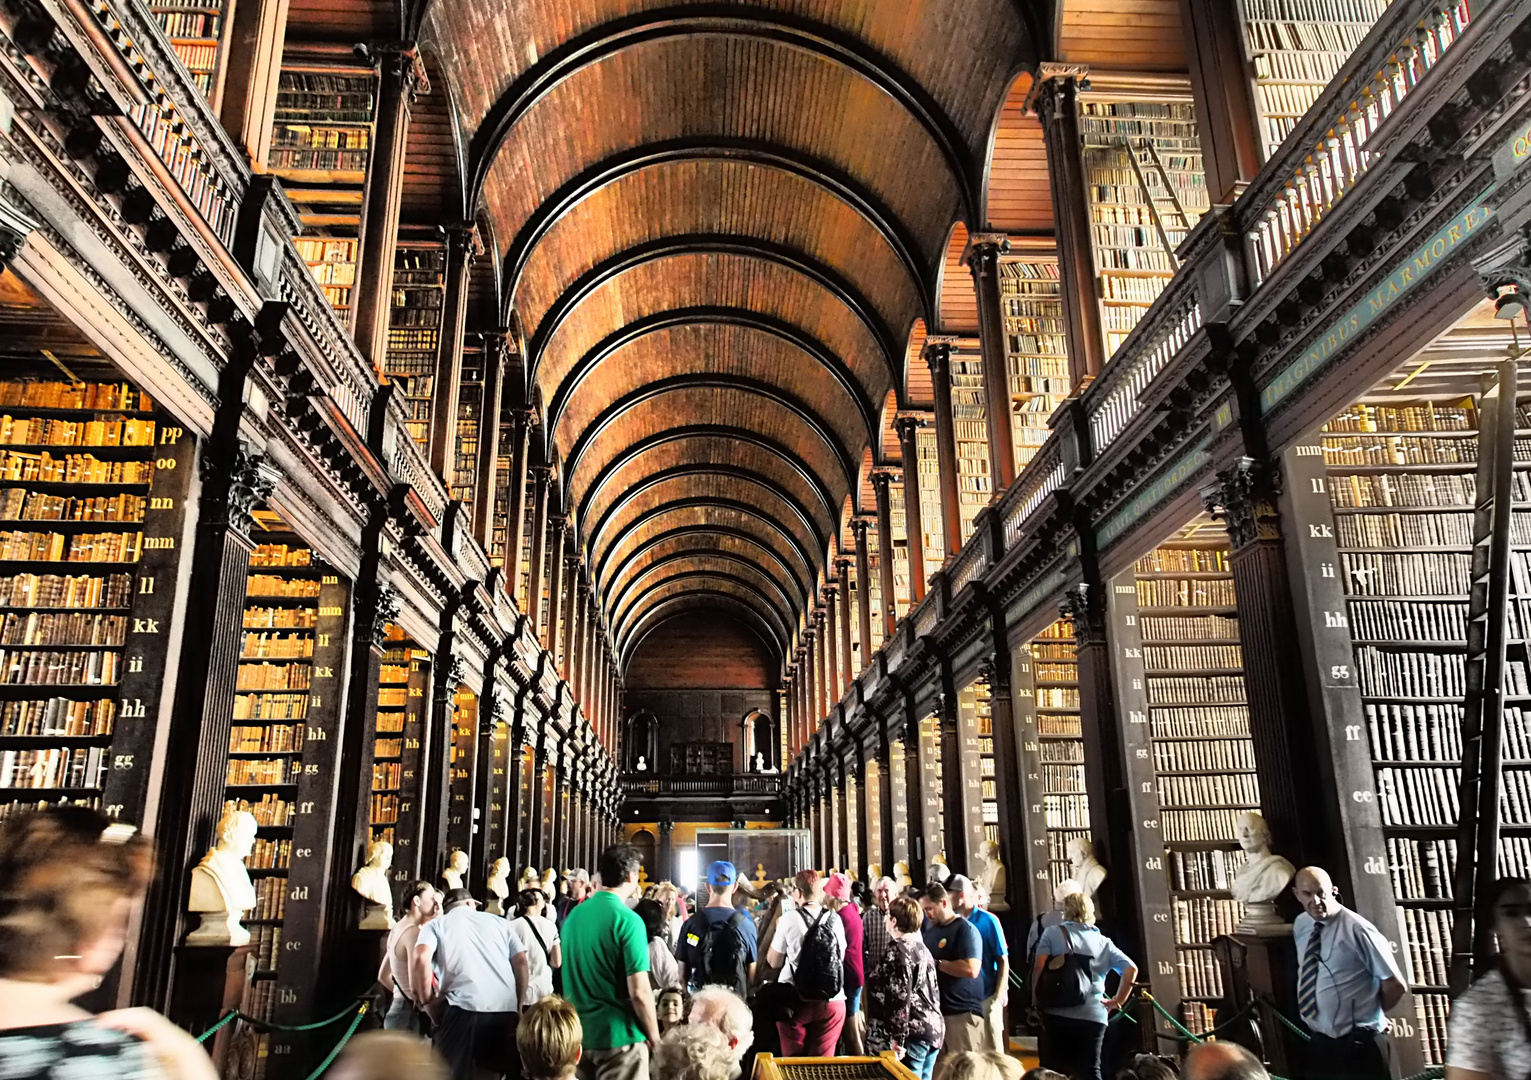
left=905, top=319, right=931, bottom=406
left=984, top=71, right=1054, bottom=232
left=400, top=55, right=464, bottom=226
left=477, top=37, right=957, bottom=274
left=284, top=0, right=393, bottom=42
left=938, top=222, right=978, bottom=335
left=626, top=613, right=777, bottom=689
left=550, top=322, right=868, bottom=478
left=1057, top=0, right=1188, bottom=71
left=581, top=435, right=836, bottom=549
left=509, top=158, right=923, bottom=358
left=536, top=251, right=891, bottom=422
left=566, top=387, right=848, bottom=513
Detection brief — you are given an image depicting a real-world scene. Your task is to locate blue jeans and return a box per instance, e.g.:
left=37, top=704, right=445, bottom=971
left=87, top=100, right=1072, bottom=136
left=902, top=1041, right=937, bottom=1080
left=846, top=987, right=863, bottom=1016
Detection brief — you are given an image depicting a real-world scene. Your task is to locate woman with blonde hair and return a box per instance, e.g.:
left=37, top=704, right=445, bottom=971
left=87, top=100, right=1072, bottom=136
left=1029, top=892, right=1138, bottom=1080
left=932, top=1051, right=1023, bottom=1080
left=0, top=806, right=217, bottom=1080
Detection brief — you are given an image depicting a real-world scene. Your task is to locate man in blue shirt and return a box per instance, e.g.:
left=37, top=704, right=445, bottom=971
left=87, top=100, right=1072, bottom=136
left=1292, top=866, right=1406, bottom=1080
left=950, top=874, right=1009, bottom=1053
left=918, top=882, right=984, bottom=1057
left=677, top=860, right=757, bottom=995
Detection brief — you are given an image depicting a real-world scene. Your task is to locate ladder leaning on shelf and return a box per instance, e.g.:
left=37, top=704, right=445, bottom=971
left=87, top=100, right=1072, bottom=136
left=1124, top=138, right=1192, bottom=272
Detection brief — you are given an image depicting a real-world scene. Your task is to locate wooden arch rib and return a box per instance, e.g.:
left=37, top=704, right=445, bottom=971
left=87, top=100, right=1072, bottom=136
left=465, top=12, right=978, bottom=231
left=503, top=142, right=931, bottom=332
left=609, top=547, right=805, bottom=626
left=549, top=311, right=876, bottom=459
left=611, top=560, right=798, bottom=643
left=562, top=379, right=857, bottom=518
left=589, top=467, right=822, bottom=595
left=596, top=500, right=817, bottom=609
left=510, top=157, right=923, bottom=373
left=618, top=583, right=789, bottom=662
left=605, top=530, right=810, bottom=616
left=572, top=424, right=840, bottom=542
left=621, top=595, right=783, bottom=668
left=603, top=526, right=811, bottom=619
left=530, top=236, right=900, bottom=385
left=582, top=439, right=836, bottom=549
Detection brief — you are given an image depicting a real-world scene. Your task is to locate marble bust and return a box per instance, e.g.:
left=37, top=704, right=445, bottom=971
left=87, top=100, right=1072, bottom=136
left=1231, top=811, right=1296, bottom=934
left=518, top=866, right=542, bottom=893
left=892, top=860, right=912, bottom=892
left=540, top=867, right=557, bottom=896
left=485, top=857, right=510, bottom=915
left=1065, top=837, right=1107, bottom=901
left=186, top=808, right=259, bottom=946
left=973, top=840, right=1008, bottom=913
left=866, top=863, right=882, bottom=885
left=352, top=840, right=395, bottom=929
left=928, top=859, right=951, bottom=886
left=441, top=848, right=469, bottom=891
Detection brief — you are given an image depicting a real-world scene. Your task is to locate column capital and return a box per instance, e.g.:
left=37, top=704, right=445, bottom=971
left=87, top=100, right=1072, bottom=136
left=834, top=555, right=853, bottom=574
left=962, top=233, right=1010, bottom=269
left=893, top=414, right=927, bottom=441
left=850, top=516, right=872, bottom=538
left=1201, top=456, right=1282, bottom=550
left=869, top=467, right=901, bottom=491
left=530, top=463, right=554, bottom=483
left=922, top=338, right=957, bottom=373
left=369, top=41, right=431, bottom=100
left=441, top=221, right=482, bottom=262
left=1059, top=583, right=1107, bottom=647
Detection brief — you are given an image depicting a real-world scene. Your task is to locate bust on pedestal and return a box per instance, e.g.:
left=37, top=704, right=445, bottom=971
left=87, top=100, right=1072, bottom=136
left=486, top=858, right=510, bottom=915
left=186, top=809, right=259, bottom=946
left=1231, top=811, right=1296, bottom=934
left=352, top=840, right=395, bottom=929
left=442, top=848, right=469, bottom=891
left=1064, top=837, right=1107, bottom=900
left=892, top=861, right=912, bottom=893
left=972, top=840, right=1008, bottom=913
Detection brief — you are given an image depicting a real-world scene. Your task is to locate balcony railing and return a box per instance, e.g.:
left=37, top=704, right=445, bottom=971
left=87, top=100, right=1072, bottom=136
left=1244, top=0, right=1474, bottom=285
left=1001, top=435, right=1066, bottom=547
left=621, top=773, right=784, bottom=797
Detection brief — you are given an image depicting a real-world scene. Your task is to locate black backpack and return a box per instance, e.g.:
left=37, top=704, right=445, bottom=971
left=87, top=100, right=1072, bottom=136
left=699, top=911, right=751, bottom=996
left=793, top=908, right=843, bottom=1002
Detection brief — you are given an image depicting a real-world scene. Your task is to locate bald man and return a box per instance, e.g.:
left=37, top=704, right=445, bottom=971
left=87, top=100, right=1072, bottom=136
left=1291, top=867, right=1406, bottom=1080
left=1184, top=1042, right=1269, bottom=1080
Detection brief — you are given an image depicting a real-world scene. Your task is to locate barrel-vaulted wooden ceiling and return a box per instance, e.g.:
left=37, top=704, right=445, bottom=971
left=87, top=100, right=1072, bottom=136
left=385, top=0, right=1062, bottom=668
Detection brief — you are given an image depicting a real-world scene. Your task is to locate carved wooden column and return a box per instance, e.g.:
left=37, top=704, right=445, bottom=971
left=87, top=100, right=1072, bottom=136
left=527, top=466, right=551, bottom=634
left=853, top=751, right=871, bottom=878
left=824, top=585, right=841, bottom=707
left=1062, top=585, right=1142, bottom=955
left=837, top=558, right=854, bottom=684
left=852, top=519, right=874, bottom=665
left=894, top=419, right=927, bottom=602
left=899, top=702, right=927, bottom=884
left=560, top=554, right=579, bottom=683
left=966, top=234, right=1017, bottom=491
left=877, top=720, right=896, bottom=873
left=501, top=408, right=532, bottom=598
left=571, top=574, right=588, bottom=703
left=936, top=687, right=969, bottom=874
left=550, top=733, right=568, bottom=870
left=1036, top=67, right=1107, bottom=382
left=870, top=472, right=901, bottom=631
left=472, top=331, right=508, bottom=548
left=530, top=738, right=549, bottom=869
left=1203, top=458, right=1328, bottom=867
left=139, top=438, right=277, bottom=1011
left=217, top=0, right=288, bottom=162
left=1179, top=0, right=1262, bottom=204
left=352, top=45, right=426, bottom=370
left=544, top=518, right=566, bottom=654
left=429, top=224, right=476, bottom=479
left=980, top=642, right=1028, bottom=920
left=923, top=340, right=963, bottom=561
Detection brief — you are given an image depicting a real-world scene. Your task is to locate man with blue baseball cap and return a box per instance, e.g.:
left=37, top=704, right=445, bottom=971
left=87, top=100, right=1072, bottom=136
left=678, top=860, right=757, bottom=996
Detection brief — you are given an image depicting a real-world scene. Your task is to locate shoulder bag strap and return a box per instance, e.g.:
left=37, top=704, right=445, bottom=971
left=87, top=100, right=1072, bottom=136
left=524, top=916, right=552, bottom=961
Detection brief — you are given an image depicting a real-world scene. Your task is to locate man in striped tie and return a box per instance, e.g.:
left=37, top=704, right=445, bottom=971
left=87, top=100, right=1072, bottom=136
left=1292, top=867, right=1407, bottom=1080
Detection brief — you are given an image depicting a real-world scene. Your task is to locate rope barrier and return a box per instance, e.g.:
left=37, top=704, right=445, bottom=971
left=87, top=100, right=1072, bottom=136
left=299, top=1002, right=369, bottom=1080
left=194, top=998, right=369, bottom=1042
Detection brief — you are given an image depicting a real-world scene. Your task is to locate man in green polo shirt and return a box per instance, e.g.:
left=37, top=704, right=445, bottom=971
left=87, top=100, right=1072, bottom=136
left=562, top=843, right=660, bottom=1080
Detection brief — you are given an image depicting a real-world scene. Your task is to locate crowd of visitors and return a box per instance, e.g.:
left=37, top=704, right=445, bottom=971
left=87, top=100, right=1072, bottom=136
left=7, top=807, right=1525, bottom=1080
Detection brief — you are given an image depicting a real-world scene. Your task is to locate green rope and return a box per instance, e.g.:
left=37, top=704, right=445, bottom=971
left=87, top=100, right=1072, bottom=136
left=299, top=1002, right=369, bottom=1080
left=1257, top=998, right=1313, bottom=1042
left=195, top=999, right=368, bottom=1042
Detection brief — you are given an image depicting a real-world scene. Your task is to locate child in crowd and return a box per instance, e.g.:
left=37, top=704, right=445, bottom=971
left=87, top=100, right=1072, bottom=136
left=518, top=996, right=583, bottom=1080
left=659, top=988, right=687, bottom=1034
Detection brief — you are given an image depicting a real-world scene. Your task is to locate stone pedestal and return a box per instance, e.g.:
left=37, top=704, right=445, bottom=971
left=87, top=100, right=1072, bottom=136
left=168, top=944, right=254, bottom=1074
left=1216, top=932, right=1301, bottom=1076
